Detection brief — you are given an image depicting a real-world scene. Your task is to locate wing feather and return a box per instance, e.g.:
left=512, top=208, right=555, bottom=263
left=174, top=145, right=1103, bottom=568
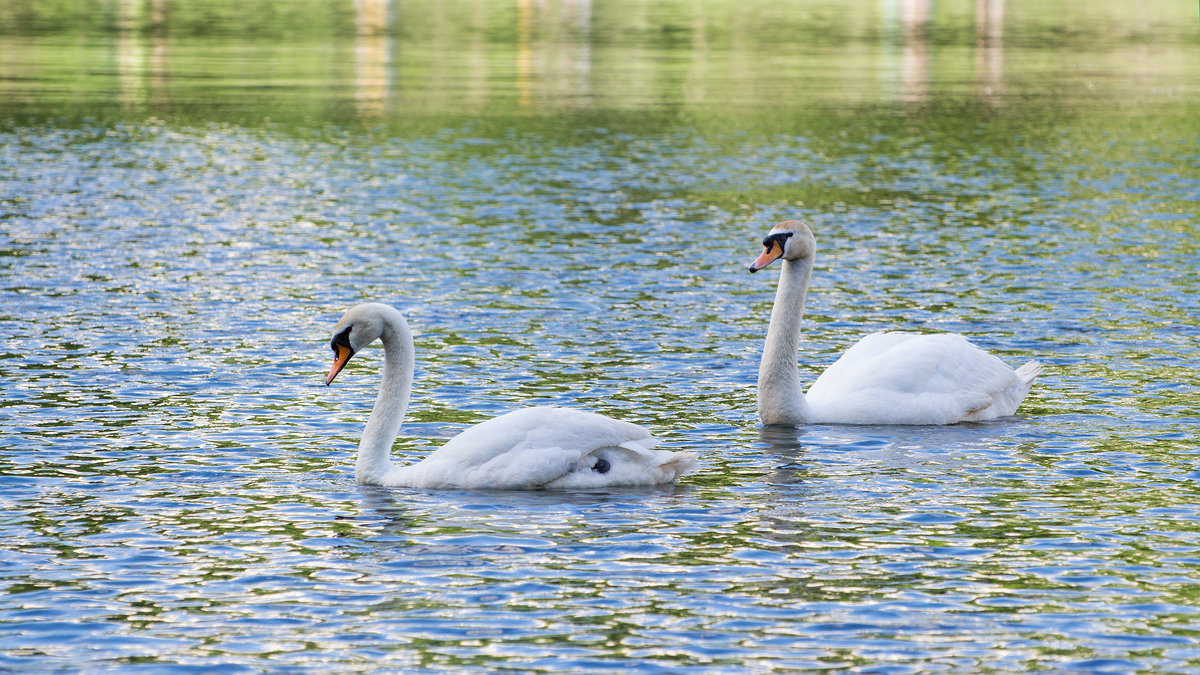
left=806, top=332, right=1025, bottom=424
left=391, top=407, right=688, bottom=489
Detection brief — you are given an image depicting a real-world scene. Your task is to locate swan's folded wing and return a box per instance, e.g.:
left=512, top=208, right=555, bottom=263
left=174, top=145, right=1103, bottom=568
left=807, top=332, right=1024, bottom=424
left=419, top=406, right=658, bottom=489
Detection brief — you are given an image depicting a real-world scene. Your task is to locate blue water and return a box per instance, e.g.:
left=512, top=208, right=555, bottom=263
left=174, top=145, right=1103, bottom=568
left=3, top=2, right=1200, bottom=671
left=2, top=120, right=1198, bottom=672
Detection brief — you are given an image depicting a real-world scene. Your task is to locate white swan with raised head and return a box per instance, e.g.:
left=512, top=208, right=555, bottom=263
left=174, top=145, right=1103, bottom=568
left=748, top=220, right=1041, bottom=425
left=324, top=302, right=697, bottom=489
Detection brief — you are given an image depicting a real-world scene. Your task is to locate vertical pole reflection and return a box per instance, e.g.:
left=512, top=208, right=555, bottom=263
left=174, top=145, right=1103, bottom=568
left=562, top=0, right=592, bottom=109
left=148, top=0, right=168, bottom=109
left=516, top=0, right=535, bottom=111
left=514, top=0, right=595, bottom=113
left=974, top=0, right=1004, bottom=106
left=355, top=0, right=394, bottom=117
left=115, top=0, right=169, bottom=112
left=115, top=0, right=146, bottom=109
left=900, top=0, right=930, bottom=104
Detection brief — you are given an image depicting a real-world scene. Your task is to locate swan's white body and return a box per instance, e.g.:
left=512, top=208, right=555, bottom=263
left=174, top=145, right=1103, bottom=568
left=325, top=303, right=696, bottom=489
left=750, top=220, right=1041, bottom=426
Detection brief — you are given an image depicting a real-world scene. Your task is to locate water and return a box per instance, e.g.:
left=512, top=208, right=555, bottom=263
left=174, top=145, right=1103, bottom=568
left=2, top=1, right=1200, bottom=671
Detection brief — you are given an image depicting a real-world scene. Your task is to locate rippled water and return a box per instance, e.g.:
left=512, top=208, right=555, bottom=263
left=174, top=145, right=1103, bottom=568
left=3, top=1, right=1200, bottom=672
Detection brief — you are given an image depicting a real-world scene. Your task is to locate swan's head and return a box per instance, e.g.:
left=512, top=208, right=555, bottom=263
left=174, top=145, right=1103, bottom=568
left=748, top=220, right=816, bottom=273
left=324, top=303, right=400, bottom=386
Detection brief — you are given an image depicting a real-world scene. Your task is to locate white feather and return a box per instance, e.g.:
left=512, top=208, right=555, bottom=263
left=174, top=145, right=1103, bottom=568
left=326, top=304, right=697, bottom=489
left=752, top=221, right=1041, bottom=425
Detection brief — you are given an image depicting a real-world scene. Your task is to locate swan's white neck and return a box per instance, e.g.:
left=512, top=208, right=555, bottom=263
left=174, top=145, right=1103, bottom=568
left=356, top=314, right=415, bottom=484
left=758, top=256, right=814, bottom=425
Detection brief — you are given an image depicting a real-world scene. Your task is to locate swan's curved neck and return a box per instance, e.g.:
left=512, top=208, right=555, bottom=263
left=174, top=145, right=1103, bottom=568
left=758, top=256, right=813, bottom=425
left=356, top=314, right=415, bottom=484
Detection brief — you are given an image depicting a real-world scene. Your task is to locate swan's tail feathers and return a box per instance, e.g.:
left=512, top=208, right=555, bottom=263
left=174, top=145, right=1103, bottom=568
left=619, top=438, right=698, bottom=482
left=656, top=451, right=699, bottom=482
left=997, top=360, right=1042, bottom=419
left=962, top=359, right=1042, bottom=422
left=1015, top=360, right=1043, bottom=384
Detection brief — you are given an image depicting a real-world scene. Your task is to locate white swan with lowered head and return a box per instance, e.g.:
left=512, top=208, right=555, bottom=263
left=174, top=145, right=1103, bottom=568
left=324, top=302, right=697, bottom=489
left=748, top=220, right=1041, bottom=425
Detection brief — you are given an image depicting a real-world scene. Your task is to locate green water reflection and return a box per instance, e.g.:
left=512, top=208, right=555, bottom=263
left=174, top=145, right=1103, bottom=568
left=2, top=0, right=1196, bottom=139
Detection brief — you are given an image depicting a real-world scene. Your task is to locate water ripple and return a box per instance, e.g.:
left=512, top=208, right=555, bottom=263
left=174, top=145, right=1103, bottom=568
left=2, top=100, right=1200, bottom=672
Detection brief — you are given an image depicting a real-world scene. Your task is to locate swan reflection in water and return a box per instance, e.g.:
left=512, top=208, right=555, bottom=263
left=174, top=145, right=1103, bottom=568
left=756, top=418, right=1040, bottom=486
left=349, top=478, right=695, bottom=553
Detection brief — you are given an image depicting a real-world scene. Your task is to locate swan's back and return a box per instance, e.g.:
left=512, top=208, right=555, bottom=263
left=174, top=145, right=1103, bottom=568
left=382, top=407, right=697, bottom=489
left=806, top=332, right=1041, bottom=425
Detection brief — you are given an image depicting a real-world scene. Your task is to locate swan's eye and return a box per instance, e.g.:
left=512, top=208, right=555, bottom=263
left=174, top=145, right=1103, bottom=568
left=593, top=458, right=611, bottom=474
left=763, top=231, right=793, bottom=249
left=331, top=326, right=353, bottom=354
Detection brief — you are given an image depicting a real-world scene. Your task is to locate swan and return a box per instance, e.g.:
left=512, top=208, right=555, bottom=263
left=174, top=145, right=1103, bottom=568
left=748, top=220, right=1041, bottom=425
left=323, top=302, right=697, bottom=489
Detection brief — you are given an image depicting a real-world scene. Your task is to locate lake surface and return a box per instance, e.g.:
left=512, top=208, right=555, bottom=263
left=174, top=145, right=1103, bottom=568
left=2, top=0, right=1199, bottom=671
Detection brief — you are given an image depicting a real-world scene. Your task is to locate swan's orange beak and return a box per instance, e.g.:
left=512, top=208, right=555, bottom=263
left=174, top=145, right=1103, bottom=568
left=748, top=240, right=785, bottom=273
left=325, top=343, right=354, bottom=386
